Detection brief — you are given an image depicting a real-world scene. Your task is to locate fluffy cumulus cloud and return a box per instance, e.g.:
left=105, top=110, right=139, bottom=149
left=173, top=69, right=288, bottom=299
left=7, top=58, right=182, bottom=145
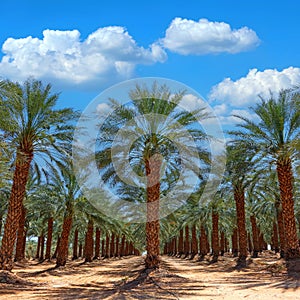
left=209, top=67, right=300, bottom=107
left=161, top=18, right=260, bottom=55
left=0, top=27, right=167, bottom=88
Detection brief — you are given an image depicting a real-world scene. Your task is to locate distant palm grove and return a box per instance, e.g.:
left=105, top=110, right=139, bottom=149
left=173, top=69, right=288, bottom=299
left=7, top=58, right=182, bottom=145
left=0, top=78, right=299, bottom=272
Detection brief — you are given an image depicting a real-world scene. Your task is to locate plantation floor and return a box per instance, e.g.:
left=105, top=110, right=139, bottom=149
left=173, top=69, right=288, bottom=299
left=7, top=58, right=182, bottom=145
left=0, top=253, right=300, bottom=299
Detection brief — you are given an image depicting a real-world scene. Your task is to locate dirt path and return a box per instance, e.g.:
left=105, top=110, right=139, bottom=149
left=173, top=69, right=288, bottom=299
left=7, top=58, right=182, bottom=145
left=161, top=256, right=300, bottom=299
left=0, top=255, right=299, bottom=299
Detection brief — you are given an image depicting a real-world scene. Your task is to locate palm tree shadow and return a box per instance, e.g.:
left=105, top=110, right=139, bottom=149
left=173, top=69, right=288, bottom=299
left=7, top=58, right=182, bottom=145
left=286, top=259, right=300, bottom=280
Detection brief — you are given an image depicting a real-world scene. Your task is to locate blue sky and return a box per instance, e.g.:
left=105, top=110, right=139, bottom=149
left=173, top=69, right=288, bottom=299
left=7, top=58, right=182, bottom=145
left=0, top=0, right=299, bottom=127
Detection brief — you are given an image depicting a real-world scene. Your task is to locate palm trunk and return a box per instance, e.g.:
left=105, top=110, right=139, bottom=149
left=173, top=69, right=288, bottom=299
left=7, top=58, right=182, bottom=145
left=177, top=228, right=184, bottom=257
left=72, top=228, right=79, bottom=260
left=190, top=225, right=198, bottom=259
left=250, top=215, right=259, bottom=258
left=39, top=234, right=45, bottom=261
left=83, top=232, right=87, bottom=258
left=275, top=200, right=286, bottom=258
left=78, top=243, right=83, bottom=258
left=56, top=215, right=72, bottom=267
left=45, top=217, right=53, bottom=261
left=211, top=210, right=219, bottom=262
left=199, top=225, right=208, bottom=260
left=110, top=232, right=115, bottom=258
left=101, top=239, right=105, bottom=257
left=84, top=219, right=94, bottom=262
left=94, top=228, right=101, bottom=259
left=276, top=158, right=299, bottom=259
left=145, top=154, right=161, bottom=269
left=173, top=237, right=177, bottom=256
left=232, top=228, right=238, bottom=257
left=120, top=235, right=125, bottom=257
left=115, top=235, right=119, bottom=258
left=105, top=233, right=110, bottom=258
left=234, top=185, right=248, bottom=264
left=184, top=225, right=190, bottom=258
left=15, top=205, right=26, bottom=262
left=22, top=230, right=27, bottom=259
left=0, top=151, right=33, bottom=271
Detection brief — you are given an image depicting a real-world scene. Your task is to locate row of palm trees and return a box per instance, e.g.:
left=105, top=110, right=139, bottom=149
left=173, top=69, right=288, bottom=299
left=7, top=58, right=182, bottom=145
left=0, top=78, right=299, bottom=272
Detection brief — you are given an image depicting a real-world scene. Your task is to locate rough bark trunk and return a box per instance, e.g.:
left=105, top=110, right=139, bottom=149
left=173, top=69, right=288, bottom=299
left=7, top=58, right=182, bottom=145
left=211, top=211, right=219, bottom=262
left=115, top=235, right=119, bottom=258
left=120, top=235, right=125, bottom=257
left=56, top=215, right=72, bottom=267
left=39, top=234, right=45, bottom=261
left=173, top=237, right=177, bottom=256
left=22, top=230, right=27, bottom=259
left=145, top=154, right=161, bottom=269
left=125, top=241, right=129, bottom=256
left=105, top=233, right=110, bottom=258
left=14, top=205, right=26, bottom=262
left=190, top=225, right=198, bottom=259
left=177, top=229, right=184, bottom=257
left=0, top=151, right=33, bottom=271
left=94, top=228, right=101, bottom=259
left=199, top=225, right=208, bottom=260
left=184, top=225, right=190, bottom=258
left=250, top=215, right=259, bottom=258
left=45, top=217, right=53, bottom=261
left=72, top=228, right=79, bottom=260
left=234, top=185, right=248, bottom=264
left=276, top=158, right=299, bottom=259
left=78, top=243, right=83, bottom=258
left=84, top=219, right=94, bottom=262
left=110, top=232, right=115, bottom=258
left=275, top=200, right=286, bottom=258
left=101, top=239, right=105, bottom=257
left=232, top=228, right=238, bottom=257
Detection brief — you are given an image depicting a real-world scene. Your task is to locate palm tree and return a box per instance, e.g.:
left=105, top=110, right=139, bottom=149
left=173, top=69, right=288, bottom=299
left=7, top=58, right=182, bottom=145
left=95, top=83, right=210, bottom=269
left=225, top=144, right=258, bottom=266
left=231, top=89, right=300, bottom=259
left=0, top=78, right=77, bottom=270
left=52, top=162, right=81, bottom=267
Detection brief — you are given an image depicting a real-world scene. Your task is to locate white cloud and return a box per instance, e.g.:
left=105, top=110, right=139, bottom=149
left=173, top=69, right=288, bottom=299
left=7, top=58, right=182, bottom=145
left=209, top=67, right=300, bottom=107
left=213, top=103, right=228, bottom=116
left=0, top=27, right=167, bottom=88
left=162, top=18, right=260, bottom=55
left=219, top=109, right=259, bottom=125
left=179, top=94, right=205, bottom=111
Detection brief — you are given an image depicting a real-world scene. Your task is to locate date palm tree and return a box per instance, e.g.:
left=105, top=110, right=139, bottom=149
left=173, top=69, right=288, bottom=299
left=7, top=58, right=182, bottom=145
left=231, top=89, right=300, bottom=259
left=0, top=78, right=77, bottom=270
left=95, top=83, right=210, bottom=269
left=225, top=144, right=259, bottom=266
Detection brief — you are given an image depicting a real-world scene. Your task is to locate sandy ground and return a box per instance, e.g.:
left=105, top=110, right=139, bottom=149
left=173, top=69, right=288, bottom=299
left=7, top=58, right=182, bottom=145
left=0, top=252, right=300, bottom=299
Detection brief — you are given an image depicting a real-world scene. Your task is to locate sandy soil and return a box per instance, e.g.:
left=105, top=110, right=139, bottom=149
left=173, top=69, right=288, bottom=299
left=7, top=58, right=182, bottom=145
left=0, top=253, right=299, bottom=299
